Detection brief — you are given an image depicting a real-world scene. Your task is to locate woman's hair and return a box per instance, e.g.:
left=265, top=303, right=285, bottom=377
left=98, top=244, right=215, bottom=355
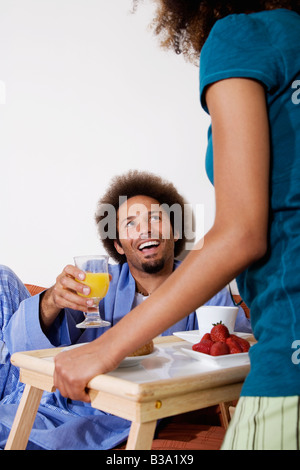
left=95, top=170, right=188, bottom=263
left=133, top=0, right=300, bottom=63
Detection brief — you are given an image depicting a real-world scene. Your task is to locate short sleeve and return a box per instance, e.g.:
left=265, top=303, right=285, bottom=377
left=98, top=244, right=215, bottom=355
left=200, top=13, right=283, bottom=112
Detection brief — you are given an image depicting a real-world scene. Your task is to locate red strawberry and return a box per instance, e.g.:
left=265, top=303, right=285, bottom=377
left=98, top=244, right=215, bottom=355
left=226, top=337, right=243, bottom=354
left=210, top=341, right=230, bottom=356
left=229, top=334, right=250, bottom=352
left=200, top=333, right=212, bottom=342
left=192, top=339, right=214, bottom=355
left=210, top=322, right=230, bottom=343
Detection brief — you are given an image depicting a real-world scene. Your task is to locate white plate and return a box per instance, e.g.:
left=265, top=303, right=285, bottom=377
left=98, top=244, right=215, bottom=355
left=61, top=343, right=158, bottom=368
left=173, top=330, right=252, bottom=344
left=117, top=347, right=158, bottom=368
left=180, top=345, right=250, bottom=368
left=173, top=330, right=200, bottom=344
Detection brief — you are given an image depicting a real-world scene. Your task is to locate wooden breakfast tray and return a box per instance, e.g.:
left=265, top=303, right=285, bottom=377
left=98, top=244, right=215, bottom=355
left=5, top=336, right=251, bottom=450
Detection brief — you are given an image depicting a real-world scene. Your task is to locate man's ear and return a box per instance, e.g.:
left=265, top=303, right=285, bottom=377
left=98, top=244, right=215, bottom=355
left=114, top=239, right=125, bottom=255
left=173, top=229, right=180, bottom=243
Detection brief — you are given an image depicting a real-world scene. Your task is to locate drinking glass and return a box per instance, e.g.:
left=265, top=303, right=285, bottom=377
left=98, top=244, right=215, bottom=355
left=74, top=255, right=111, bottom=328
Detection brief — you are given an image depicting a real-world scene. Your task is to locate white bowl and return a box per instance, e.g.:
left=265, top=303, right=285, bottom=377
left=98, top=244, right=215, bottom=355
left=196, top=305, right=238, bottom=340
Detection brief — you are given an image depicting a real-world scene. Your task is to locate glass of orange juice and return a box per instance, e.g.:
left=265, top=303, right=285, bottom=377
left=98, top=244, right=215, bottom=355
left=74, top=255, right=111, bottom=328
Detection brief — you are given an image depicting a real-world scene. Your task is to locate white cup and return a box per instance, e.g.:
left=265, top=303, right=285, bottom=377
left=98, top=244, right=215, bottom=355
left=196, top=306, right=238, bottom=340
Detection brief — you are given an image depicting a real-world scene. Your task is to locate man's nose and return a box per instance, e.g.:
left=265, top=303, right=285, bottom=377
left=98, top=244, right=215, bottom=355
left=139, top=219, right=152, bottom=238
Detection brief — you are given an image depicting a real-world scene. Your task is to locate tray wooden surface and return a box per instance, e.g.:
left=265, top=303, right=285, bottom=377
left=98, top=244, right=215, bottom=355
left=6, top=335, right=251, bottom=450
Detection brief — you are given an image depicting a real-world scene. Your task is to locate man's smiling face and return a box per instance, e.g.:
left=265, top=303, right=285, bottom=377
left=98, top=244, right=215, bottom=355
left=114, top=195, right=177, bottom=274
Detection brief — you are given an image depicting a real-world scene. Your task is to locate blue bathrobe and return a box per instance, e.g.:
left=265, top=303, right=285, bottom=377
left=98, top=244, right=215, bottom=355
left=0, top=263, right=250, bottom=449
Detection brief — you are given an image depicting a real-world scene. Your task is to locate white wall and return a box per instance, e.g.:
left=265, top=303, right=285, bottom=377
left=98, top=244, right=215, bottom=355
left=0, top=0, right=215, bottom=287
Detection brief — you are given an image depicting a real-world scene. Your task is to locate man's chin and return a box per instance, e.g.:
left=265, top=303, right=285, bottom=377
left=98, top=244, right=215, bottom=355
left=141, top=258, right=165, bottom=274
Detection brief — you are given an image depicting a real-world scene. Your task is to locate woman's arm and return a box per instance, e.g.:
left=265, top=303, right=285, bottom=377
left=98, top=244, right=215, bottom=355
left=54, top=78, right=270, bottom=402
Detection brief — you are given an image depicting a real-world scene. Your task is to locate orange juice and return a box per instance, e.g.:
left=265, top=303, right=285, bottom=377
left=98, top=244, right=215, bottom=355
left=80, top=272, right=110, bottom=299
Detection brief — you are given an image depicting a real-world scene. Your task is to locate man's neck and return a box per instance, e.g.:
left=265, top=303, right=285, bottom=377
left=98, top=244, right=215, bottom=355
left=130, top=259, right=175, bottom=296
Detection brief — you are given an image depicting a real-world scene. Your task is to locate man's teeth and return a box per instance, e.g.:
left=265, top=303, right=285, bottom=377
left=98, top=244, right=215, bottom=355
left=139, top=241, right=159, bottom=250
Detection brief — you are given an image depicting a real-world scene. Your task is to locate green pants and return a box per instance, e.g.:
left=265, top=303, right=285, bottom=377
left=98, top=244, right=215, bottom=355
left=221, top=396, right=300, bottom=450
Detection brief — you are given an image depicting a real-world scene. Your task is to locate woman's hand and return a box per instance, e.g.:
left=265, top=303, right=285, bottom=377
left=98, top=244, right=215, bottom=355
left=53, top=339, right=119, bottom=402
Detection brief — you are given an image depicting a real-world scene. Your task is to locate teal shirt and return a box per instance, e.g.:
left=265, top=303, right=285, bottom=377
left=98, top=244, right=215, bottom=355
left=200, top=9, right=300, bottom=396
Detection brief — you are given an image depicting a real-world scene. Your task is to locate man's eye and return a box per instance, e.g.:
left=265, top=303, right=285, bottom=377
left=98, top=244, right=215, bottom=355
left=127, top=220, right=135, bottom=227
left=151, top=214, right=160, bottom=221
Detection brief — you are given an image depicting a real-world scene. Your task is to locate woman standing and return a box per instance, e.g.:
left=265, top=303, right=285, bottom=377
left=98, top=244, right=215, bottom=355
left=54, top=1, right=300, bottom=450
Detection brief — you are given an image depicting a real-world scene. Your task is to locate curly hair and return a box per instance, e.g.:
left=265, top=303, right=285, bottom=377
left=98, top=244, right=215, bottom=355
left=133, top=0, right=300, bottom=63
left=95, top=170, right=189, bottom=264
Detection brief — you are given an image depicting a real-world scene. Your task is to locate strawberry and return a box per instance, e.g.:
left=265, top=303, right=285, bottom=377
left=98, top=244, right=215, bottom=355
left=226, top=337, right=243, bottom=354
left=229, top=334, right=250, bottom=352
left=200, top=333, right=212, bottom=342
left=210, top=321, right=230, bottom=343
left=192, top=339, right=214, bottom=355
left=210, top=341, right=230, bottom=356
